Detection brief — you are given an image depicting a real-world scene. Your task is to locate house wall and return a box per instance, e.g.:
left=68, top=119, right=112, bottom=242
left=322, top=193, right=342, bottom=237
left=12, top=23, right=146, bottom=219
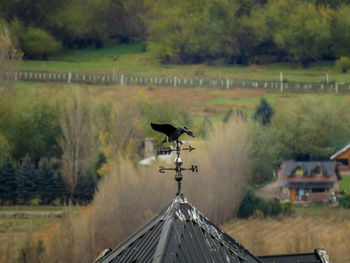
left=334, top=149, right=350, bottom=169
left=307, top=193, right=330, bottom=202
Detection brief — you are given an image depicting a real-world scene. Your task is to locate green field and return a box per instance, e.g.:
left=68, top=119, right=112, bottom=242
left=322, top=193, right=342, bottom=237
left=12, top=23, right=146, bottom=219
left=340, top=175, right=350, bottom=194
left=11, top=80, right=350, bottom=120
left=20, top=42, right=350, bottom=83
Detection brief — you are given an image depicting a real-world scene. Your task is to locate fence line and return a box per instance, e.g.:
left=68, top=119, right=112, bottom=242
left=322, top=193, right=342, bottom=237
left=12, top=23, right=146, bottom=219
left=5, top=70, right=350, bottom=93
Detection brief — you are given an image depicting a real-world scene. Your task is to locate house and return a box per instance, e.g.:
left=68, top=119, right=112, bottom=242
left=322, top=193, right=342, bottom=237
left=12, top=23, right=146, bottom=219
left=278, top=161, right=341, bottom=202
left=330, top=142, right=350, bottom=170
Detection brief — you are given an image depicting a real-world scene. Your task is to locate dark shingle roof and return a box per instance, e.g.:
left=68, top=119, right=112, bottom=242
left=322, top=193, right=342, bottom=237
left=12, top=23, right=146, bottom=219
left=259, top=249, right=331, bottom=263
left=259, top=252, right=319, bottom=263
left=96, top=195, right=262, bottom=263
left=283, top=161, right=336, bottom=177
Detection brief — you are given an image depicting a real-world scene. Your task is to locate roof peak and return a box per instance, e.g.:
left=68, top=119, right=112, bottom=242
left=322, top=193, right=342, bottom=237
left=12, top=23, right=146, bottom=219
left=96, top=194, right=262, bottom=263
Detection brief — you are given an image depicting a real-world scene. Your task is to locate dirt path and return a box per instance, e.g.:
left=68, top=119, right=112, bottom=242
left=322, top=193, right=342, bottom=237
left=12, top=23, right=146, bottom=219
left=255, top=180, right=281, bottom=200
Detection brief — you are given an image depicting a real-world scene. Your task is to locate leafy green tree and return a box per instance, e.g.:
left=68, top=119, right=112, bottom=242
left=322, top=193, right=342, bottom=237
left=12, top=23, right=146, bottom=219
left=253, top=99, right=274, bottom=125
left=0, top=0, right=69, bottom=28
left=146, top=0, right=241, bottom=64
left=46, top=0, right=111, bottom=48
left=271, top=96, right=350, bottom=160
left=335, top=56, right=350, bottom=73
left=0, top=157, right=17, bottom=204
left=332, top=5, right=350, bottom=57
left=255, top=0, right=333, bottom=66
left=248, top=122, right=278, bottom=185
left=20, top=27, right=61, bottom=59
left=5, top=99, right=61, bottom=162
left=16, top=156, right=38, bottom=204
left=37, top=159, right=57, bottom=205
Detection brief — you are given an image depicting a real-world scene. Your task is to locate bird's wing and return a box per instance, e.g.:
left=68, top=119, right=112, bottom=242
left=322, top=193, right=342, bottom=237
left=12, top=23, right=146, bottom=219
left=151, top=123, right=177, bottom=136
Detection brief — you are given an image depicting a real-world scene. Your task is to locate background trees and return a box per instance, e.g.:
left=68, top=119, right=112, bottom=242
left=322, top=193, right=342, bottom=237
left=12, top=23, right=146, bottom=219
left=248, top=96, right=350, bottom=185
left=271, top=96, right=350, bottom=160
left=146, top=0, right=241, bottom=64
left=2, top=0, right=350, bottom=64
left=0, top=24, right=22, bottom=86
left=0, top=157, right=16, bottom=205
left=145, top=0, right=350, bottom=65
left=58, top=90, right=99, bottom=205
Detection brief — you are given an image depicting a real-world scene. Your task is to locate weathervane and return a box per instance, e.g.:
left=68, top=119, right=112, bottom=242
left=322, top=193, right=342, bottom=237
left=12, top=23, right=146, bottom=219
left=150, top=123, right=199, bottom=196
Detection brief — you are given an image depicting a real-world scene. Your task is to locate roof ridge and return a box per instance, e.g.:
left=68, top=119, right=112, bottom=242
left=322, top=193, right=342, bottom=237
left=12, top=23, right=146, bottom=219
left=97, top=195, right=263, bottom=263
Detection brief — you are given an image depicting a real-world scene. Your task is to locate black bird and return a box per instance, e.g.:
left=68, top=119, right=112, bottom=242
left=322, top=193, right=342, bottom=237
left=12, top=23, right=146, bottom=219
left=151, top=123, right=195, bottom=144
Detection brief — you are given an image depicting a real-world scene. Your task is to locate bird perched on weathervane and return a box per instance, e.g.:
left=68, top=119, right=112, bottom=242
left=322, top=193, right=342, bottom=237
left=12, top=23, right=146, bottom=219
left=151, top=123, right=195, bottom=144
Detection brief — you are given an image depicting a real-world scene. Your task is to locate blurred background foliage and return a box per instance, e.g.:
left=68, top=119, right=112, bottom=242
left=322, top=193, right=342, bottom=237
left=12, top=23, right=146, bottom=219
left=1, top=0, right=350, bottom=65
left=0, top=88, right=192, bottom=206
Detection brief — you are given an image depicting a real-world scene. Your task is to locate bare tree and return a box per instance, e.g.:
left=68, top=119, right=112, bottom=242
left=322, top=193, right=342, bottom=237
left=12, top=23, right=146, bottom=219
left=58, top=90, right=99, bottom=205
left=42, top=117, right=249, bottom=263
left=0, top=26, right=22, bottom=89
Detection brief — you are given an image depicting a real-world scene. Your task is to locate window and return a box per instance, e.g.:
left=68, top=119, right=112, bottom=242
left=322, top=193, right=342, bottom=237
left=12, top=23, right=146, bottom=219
left=294, top=168, right=304, bottom=176
left=338, top=159, right=349, bottom=166
left=311, top=166, right=322, bottom=176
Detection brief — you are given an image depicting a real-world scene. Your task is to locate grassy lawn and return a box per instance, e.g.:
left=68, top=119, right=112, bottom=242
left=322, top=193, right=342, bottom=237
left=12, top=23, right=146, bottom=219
left=20, top=42, right=350, bottom=83
left=290, top=204, right=345, bottom=215
left=340, top=175, right=350, bottom=194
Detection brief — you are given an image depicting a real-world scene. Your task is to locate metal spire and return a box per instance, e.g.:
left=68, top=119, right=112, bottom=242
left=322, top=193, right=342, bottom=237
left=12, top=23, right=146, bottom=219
left=158, top=140, right=198, bottom=196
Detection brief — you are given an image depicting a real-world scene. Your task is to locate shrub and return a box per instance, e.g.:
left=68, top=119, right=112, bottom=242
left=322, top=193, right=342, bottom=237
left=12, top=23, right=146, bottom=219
left=335, top=56, right=350, bottom=73
left=20, top=27, right=61, bottom=59
left=339, top=194, right=350, bottom=208
left=237, top=188, right=286, bottom=218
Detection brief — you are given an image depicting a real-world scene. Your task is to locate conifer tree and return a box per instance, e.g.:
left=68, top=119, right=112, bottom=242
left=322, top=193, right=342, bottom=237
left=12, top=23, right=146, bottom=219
left=51, top=171, right=66, bottom=205
left=253, top=99, right=275, bottom=126
left=74, top=169, right=97, bottom=204
left=0, top=157, right=17, bottom=204
left=16, top=156, right=37, bottom=204
left=37, top=159, right=56, bottom=205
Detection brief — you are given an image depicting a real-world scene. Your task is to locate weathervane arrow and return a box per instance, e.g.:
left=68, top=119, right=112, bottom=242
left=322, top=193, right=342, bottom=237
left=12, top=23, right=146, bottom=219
left=151, top=122, right=199, bottom=196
